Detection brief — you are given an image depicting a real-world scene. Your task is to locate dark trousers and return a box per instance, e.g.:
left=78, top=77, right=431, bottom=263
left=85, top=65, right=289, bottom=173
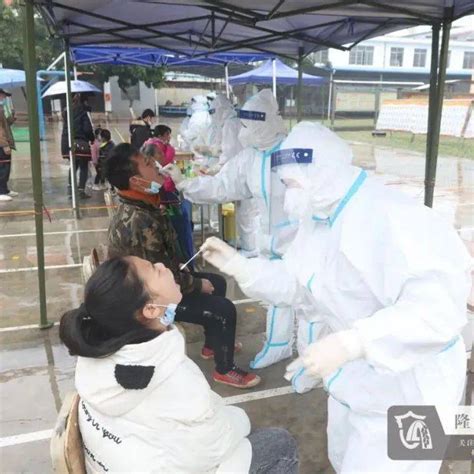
left=94, top=164, right=105, bottom=185
left=68, top=157, right=89, bottom=191
left=0, top=147, right=12, bottom=195
left=177, top=272, right=237, bottom=374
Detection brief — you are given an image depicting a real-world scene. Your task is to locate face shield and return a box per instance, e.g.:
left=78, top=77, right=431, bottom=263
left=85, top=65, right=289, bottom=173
left=237, top=89, right=286, bottom=150
left=270, top=147, right=314, bottom=225
left=237, top=108, right=267, bottom=148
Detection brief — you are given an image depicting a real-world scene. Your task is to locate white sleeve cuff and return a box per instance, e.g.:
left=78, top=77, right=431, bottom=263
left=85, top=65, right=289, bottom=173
left=337, top=329, right=365, bottom=361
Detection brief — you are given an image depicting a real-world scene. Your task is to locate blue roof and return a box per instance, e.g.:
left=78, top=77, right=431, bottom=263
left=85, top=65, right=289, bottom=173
left=38, top=1, right=474, bottom=60
left=71, top=46, right=271, bottom=67
left=229, top=58, right=326, bottom=86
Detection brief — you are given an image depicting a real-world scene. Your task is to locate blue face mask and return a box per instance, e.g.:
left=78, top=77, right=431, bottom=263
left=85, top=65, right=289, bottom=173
left=145, top=181, right=162, bottom=194
left=148, top=303, right=177, bottom=327
left=0, top=99, right=5, bottom=106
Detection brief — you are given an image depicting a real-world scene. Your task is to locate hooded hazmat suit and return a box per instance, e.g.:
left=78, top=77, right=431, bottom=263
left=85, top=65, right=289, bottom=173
left=168, top=89, right=298, bottom=369
left=181, top=95, right=211, bottom=153
left=201, top=122, right=471, bottom=472
left=206, top=94, right=259, bottom=253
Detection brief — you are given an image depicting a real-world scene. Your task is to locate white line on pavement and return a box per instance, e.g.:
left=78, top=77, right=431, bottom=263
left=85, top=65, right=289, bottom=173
left=0, top=263, right=82, bottom=274
left=0, top=228, right=108, bottom=239
left=0, top=429, right=54, bottom=448
left=0, top=386, right=295, bottom=448
left=223, top=386, right=294, bottom=405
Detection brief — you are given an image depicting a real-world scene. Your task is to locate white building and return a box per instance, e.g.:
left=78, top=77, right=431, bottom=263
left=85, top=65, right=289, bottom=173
left=312, top=17, right=474, bottom=83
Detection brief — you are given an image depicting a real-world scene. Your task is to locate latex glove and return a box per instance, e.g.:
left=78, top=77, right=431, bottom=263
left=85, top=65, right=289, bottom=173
left=285, top=330, right=364, bottom=379
left=162, top=163, right=184, bottom=185
left=201, top=237, right=252, bottom=285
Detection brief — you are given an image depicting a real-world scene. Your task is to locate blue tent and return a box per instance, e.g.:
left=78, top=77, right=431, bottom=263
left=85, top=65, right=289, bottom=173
left=71, top=46, right=271, bottom=67
left=0, top=68, right=26, bottom=89
left=229, top=58, right=325, bottom=86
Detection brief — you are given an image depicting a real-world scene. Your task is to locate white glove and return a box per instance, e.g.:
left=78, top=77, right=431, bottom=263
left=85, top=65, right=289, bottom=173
left=201, top=237, right=252, bottom=284
left=285, top=330, right=364, bottom=379
left=162, top=163, right=184, bottom=185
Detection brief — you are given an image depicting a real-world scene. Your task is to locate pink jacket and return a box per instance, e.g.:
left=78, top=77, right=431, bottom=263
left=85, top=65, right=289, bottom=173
left=144, top=138, right=177, bottom=192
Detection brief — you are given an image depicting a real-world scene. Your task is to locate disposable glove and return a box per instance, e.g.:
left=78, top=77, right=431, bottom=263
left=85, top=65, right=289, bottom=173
left=162, top=163, right=184, bottom=185
left=285, top=330, right=364, bottom=379
left=201, top=237, right=252, bottom=284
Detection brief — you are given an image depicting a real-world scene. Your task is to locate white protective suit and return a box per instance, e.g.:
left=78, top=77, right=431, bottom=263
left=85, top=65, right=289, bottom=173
left=207, top=94, right=259, bottom=253
left=209, top=122, right=471, bottom=472
left=77, top=327, right=252, bottom=473
left=181, top=95, right=212, bottom=152
left=176, top=89, right=298, bottom=369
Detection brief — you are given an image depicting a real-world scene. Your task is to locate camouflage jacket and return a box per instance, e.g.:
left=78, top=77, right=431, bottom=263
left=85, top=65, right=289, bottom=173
left=107, top=196, right=202, bottom=294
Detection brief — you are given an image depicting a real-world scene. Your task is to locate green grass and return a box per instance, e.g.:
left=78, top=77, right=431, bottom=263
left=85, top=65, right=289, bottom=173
left=338, top=130, right=474, bottom=159
left=283, top=117, right=473, bottom=159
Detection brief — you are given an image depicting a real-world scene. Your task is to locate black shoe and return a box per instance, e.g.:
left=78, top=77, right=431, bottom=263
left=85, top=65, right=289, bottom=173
left=79, top=190, right=91, bottom=199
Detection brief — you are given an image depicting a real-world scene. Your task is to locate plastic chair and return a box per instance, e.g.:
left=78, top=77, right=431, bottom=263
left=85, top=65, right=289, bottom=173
left=50, top=392, right=86, bottom=474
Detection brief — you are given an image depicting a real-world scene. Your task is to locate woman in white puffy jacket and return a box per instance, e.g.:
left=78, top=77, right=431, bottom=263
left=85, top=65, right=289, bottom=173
left=59, top=256, right=298, bottom=473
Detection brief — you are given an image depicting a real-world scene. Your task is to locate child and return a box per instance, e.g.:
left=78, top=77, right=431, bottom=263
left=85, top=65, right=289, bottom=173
left=92, top=129, right=114, bottom=191
left=153, top=124, right=175, bottom=165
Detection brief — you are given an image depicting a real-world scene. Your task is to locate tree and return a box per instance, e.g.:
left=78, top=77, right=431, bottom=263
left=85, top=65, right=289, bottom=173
left=85, top=64, right=166, bottom=108
left=1, top=3, right=166, bottom=105
left=0, top=3, right=62, bottom=70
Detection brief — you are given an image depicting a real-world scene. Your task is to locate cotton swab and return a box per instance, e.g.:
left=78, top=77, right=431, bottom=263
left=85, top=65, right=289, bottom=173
left=179, top=248, right=204, bottom=271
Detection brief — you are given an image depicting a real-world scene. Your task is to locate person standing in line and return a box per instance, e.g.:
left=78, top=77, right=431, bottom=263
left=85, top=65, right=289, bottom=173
left=61, top=93, right=95, bottom=199
left=130, top=108, right=155, bottom=149
left=0, top=88, right=17, bottom=202
left=92, top=129, right=114, bottom=191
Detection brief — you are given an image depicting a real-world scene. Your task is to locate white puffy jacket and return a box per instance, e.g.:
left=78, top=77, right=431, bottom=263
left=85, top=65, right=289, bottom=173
left=76, top=327, right=252, bottom=473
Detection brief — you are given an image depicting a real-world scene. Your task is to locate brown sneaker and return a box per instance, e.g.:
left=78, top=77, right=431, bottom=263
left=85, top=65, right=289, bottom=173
left=201, top=342, right=243, bottom=360
left=213, top=366, right=261, bottom=389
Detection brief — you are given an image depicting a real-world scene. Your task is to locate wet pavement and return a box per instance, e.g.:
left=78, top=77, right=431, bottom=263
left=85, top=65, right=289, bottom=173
left=0, top=120, right=472, bottom=473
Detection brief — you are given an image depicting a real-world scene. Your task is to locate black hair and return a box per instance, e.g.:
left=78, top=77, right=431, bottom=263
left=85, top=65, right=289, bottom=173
left=141, top=108, right=156, bottom=119
left=154, top=125, right=171, bottom=137
left=141, top=143, right=160, bottom=160
left=94, top=127, right=102, bottom=138
left=59, top=257, right=159, bottom=358
left=100, top=129, right=111, bottom=141
left=104, top=143, right=139, bottom=190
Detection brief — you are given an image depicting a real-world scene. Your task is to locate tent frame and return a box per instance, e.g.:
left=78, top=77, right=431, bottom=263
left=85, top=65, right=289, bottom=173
left=24, top=0, right=465, bottom=328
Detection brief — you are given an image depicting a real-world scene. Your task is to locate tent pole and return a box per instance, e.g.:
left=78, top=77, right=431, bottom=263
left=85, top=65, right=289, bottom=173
left=272, top=58, right=277, bottom=98
left=424, top=24, right=440, bottom=207
left=224, top=63, right=230, bottom=99
left=296, top=47, right=304, bottom=122
left=23, top=0, right=52, bottom=329
left=64, top=40, right=81, bottom=219
left=327, top=68, right=334, bottom=122
left=424, top=21, right=449, bottom=208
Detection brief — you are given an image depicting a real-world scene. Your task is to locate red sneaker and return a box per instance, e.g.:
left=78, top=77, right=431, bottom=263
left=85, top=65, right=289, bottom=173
left=201, top=342, right=243, bottom=360
left=213, top=367, right=261, bottom=389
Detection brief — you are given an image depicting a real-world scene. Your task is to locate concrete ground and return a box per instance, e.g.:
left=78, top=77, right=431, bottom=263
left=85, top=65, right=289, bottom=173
left=0, top=120, right=472, bottom=473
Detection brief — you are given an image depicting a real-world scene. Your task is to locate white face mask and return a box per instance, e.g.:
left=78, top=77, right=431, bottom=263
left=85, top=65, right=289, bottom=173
left=283, top=187, right=311, bottom=221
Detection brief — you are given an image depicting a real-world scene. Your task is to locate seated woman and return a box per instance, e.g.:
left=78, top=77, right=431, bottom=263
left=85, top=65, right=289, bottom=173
left=60, top=257, right=299, bottom=473
left=104, top=144, right=258, bottom=389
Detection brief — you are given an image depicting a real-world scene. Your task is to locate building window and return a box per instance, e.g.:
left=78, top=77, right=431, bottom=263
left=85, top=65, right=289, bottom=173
left=349, top=46, right=374, bottom=65
left=463, top=51, right=474, bottom=69
left=390, top=47, right=404, bottom=67
left=413, top=48, right=426, bottom=67
left=313, top=49, right=329, bottom=65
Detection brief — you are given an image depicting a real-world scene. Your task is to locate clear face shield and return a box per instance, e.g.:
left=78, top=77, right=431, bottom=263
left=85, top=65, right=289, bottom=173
left=237, top=108, right=267, bottom=148
left=270, top=148, right=314, bottom=228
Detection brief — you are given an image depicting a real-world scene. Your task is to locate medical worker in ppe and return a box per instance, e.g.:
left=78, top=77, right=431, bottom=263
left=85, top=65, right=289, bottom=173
left=205, top=94, right=259, bottom=255
left=163, top=89, right=298, bottom=370
left=200, top=121, right=471, bottom=473
left=181, top=95, right=211, bottom=153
